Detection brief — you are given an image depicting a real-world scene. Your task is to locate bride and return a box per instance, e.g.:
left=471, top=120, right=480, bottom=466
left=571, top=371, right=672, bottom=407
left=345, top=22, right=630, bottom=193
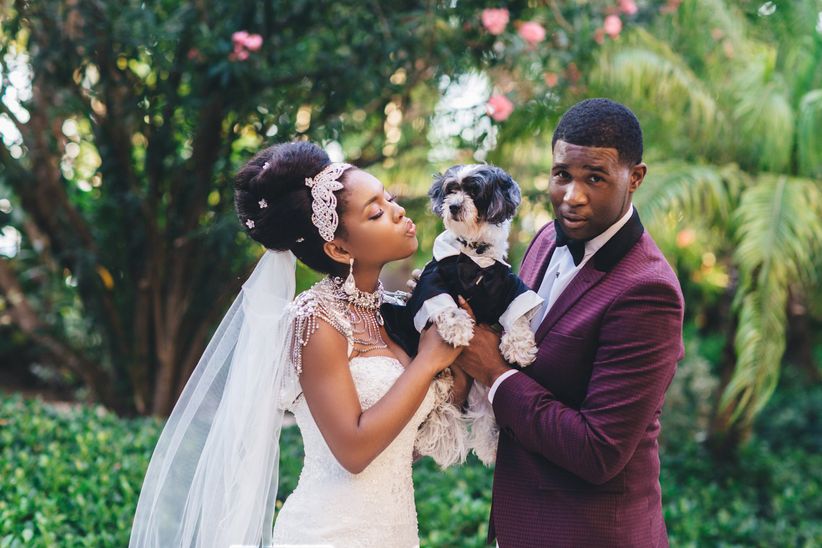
left=129, top=141, right=471, bottom=547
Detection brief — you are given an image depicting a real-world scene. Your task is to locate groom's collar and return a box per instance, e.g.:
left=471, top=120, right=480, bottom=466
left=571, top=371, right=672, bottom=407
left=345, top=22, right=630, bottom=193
left=589, top=207, right=644, bottom=272
left=552, top=207, right=644, bottom=273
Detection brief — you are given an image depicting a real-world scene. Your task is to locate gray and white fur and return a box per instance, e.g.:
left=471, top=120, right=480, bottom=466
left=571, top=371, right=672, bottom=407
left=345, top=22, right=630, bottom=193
left=428, top=164, right=540, bottom=464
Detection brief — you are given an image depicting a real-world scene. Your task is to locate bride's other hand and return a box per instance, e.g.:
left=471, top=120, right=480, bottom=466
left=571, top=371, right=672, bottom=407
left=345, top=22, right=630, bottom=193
left=406, top=268, right=422, bottom=291
left=457, top=295, right=475, bottom=321
left=417, top=325, right=463, bottom=375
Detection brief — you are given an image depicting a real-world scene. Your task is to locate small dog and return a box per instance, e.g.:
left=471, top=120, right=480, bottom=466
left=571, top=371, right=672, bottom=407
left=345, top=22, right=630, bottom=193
left=381, top=164, right=543, bottom=464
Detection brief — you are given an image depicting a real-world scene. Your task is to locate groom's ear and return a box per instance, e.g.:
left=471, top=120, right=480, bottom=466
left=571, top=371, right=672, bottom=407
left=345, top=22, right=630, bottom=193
left=628, top=162, right=647, bottom=194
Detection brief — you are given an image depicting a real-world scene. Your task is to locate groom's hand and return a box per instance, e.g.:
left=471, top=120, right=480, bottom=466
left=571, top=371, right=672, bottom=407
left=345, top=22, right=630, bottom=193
left=454, top=296, right=512, bottom=388
left=448, top=363, right=473, bottom=410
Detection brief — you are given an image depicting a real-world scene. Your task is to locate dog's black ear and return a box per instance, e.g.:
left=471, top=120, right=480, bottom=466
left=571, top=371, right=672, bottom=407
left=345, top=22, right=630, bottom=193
left=429, top=165, right=462, bottom=217
left=486, top=166, right=521, bottom=224
left=428, top=172, right=447, bottom=216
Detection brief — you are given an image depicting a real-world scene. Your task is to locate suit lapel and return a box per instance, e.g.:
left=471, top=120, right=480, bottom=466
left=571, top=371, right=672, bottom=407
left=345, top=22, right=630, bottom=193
left=534, top=263, right=606, bottom=344
left=532, top=208, right=646, bottom=344
left=521, top=242, right=557, bottom=290
left=519, top=224, right=558, bottom=290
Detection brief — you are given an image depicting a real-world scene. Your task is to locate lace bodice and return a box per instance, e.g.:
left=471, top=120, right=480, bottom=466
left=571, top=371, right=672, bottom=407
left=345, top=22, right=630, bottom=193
left=272, top=355, right=465, bottom=548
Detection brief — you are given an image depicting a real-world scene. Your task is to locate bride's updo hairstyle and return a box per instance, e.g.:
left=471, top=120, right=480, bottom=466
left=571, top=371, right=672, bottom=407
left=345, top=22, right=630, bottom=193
left=234, top=142, right=351, bottom=276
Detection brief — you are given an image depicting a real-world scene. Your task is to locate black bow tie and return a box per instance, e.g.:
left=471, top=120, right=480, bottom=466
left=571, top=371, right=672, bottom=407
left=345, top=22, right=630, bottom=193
left=554, top=220, right=586, bottom=266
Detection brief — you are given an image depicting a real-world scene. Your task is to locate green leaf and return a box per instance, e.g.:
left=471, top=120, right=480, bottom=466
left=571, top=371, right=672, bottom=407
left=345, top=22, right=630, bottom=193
left=722, top=176, right=822, bottom=424
left=797, top=89, right=822, bottom=179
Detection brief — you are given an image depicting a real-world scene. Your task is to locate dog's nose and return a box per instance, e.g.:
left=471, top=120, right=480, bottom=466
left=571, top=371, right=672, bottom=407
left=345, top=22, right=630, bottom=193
left=449, top=204, right=461, bottom=215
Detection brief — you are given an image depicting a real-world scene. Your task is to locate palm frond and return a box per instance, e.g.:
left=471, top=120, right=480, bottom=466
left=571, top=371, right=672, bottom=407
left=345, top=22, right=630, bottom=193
left=725, top=280, right=787, bottom=424
left=720, top=175, right=822, bottom=425
left=593, top=30, right=720, bottom=149
left=673, top=0, right=748, bottom=60
left=730, top=56, right=794, bottom=173
left=632, top=162, right=742, bottom=229
left=781, top=35, right=821, bottom=104
left=797, top=88, right=822, bottom=179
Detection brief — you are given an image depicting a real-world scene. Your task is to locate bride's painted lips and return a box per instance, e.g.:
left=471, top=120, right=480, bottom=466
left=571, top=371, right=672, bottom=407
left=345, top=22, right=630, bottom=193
left=405, top=219, right=416, bottom=237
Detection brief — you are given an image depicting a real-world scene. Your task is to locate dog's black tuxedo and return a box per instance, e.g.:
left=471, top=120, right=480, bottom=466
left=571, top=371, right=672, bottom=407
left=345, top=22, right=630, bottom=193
left=382, top=232, right=542, bottom=359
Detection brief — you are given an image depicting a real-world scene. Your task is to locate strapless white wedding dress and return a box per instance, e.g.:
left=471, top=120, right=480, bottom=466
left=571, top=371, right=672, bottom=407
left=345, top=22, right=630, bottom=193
left=271, top=355, right=465, bottom=548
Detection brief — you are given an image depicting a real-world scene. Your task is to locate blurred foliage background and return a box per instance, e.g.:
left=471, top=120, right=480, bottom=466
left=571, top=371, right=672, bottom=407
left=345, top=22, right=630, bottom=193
left=1, top=0, right=821, bottom=545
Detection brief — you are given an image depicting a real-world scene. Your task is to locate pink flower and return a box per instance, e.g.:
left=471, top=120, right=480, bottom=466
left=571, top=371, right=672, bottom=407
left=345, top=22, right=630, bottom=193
left=232, top=31, right=249, bottom=45
left=603, top=15, right=623, bottom=38
left=543, top=72, right=559, bottom=87
left=676, top=228, right=696, bottom=248
left=481, top=8, right=509, bottom=35
left=518, top=21, right=546, bottom=46
left=229, top=30, right=263, bottom=62
left=619, top=0, right=638, bottom=15
left=593, top=28, right=606, bottom=44
left=660, top=0, right=682, bottom=14
left=243, top=34, right=263, bottom=51
left=229, top=46, right=250, bottom=62
left=187, top=48, right=201, bottom=61
left=487, top=95, right=514, bottom=122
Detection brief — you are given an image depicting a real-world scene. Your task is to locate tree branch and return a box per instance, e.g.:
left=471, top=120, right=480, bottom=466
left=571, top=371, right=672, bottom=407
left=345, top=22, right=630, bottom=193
left=0, top=258, right=111, bottom=405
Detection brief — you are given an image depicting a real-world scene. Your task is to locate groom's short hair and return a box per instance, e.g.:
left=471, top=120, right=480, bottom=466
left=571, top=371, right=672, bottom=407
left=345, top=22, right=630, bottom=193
left=552, top=98, right=643, bottom=166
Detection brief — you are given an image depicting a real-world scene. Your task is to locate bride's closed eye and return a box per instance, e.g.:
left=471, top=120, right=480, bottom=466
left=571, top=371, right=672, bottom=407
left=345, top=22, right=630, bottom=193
left=368, top=195, right=396, bottom=220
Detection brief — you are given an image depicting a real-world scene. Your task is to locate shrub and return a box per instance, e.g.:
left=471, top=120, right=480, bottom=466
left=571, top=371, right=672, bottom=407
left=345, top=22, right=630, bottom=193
left=2, top=380, right=821, bottom=547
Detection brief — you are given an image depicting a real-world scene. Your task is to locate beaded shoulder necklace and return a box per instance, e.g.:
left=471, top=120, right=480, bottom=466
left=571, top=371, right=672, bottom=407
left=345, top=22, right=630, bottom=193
left=289, top=277, right=387, bottom=373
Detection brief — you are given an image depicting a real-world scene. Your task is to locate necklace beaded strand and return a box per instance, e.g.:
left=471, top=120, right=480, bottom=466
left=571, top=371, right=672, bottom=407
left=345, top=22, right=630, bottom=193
left=289, top=275, right=390, bottom=370
left=332, top=276, right=388, bottom=357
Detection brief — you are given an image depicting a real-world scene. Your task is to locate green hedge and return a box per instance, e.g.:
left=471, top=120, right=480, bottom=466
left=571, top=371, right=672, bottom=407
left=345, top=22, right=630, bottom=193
left=0, top=398, right=162, bottom=547
left=2, top=383, right=821, bottom=547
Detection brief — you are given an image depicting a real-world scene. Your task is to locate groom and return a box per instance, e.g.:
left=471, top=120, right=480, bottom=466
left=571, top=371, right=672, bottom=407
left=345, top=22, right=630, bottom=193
left=455, top=98, right=684, bottom=547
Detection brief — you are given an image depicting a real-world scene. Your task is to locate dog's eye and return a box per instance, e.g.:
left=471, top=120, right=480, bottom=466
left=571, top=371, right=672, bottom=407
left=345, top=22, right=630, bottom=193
left=463, top=182, right=479, bottom=196
left=445, top=182, right=460, bottom=194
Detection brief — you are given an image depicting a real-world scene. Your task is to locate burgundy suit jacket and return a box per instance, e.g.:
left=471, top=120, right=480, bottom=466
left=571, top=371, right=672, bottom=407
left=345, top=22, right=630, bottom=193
left=488, top=210, right=684, bottom=547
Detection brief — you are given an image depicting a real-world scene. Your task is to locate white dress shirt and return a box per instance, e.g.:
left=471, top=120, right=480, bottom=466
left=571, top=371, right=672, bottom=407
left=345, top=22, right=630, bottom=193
left=487, top=205, right=636, bottom=403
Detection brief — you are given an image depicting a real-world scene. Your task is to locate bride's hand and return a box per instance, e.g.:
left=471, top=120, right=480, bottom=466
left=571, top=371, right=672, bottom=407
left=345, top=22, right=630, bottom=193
left=406, top=268, right=422, bottom=291
left=417, top=325, right=464, bottom=375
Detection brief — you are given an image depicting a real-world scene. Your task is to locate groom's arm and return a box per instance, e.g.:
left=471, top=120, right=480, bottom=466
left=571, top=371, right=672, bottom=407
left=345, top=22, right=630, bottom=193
left=491, top=278, right=683, bottom=485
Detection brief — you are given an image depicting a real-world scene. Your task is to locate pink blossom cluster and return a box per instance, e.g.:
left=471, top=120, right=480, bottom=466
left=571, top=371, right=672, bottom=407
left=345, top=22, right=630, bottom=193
left=481, top=8, right=547, bottom=120
left=481, top=8, right=509, bottom=35
left=481, top=8, right=546, bottom=47
left=518, top=21, right=546, bottom=47
left=487, top=94, right=514, bottom=122
left=229, top=31, right=263, bottom=62
left=594, top=14, right=623, bottom=43
left=619, top=0, right=638, bottom=15
left=479, top=1, right=671, bottom=121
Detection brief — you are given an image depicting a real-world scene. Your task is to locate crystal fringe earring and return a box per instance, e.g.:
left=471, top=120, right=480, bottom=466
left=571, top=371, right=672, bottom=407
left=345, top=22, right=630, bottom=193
left=343, top=257, right=356, bottom=296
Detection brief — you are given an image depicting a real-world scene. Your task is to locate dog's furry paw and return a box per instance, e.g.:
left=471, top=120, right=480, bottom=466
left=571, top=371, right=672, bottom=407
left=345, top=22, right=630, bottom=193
left=500, top=321, right=537, bottom=366
left=432, top=307, right=475, bottom=347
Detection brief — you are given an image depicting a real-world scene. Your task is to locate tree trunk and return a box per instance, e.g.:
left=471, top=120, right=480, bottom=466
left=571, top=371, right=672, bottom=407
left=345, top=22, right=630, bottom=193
left=785, top=291, right=822, bottom=383
left=706, top=275, right=748, bottom=461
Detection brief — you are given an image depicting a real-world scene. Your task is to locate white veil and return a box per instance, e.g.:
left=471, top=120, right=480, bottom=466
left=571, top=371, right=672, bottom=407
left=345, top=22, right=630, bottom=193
left=129, top=250, right=297, bottom=548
